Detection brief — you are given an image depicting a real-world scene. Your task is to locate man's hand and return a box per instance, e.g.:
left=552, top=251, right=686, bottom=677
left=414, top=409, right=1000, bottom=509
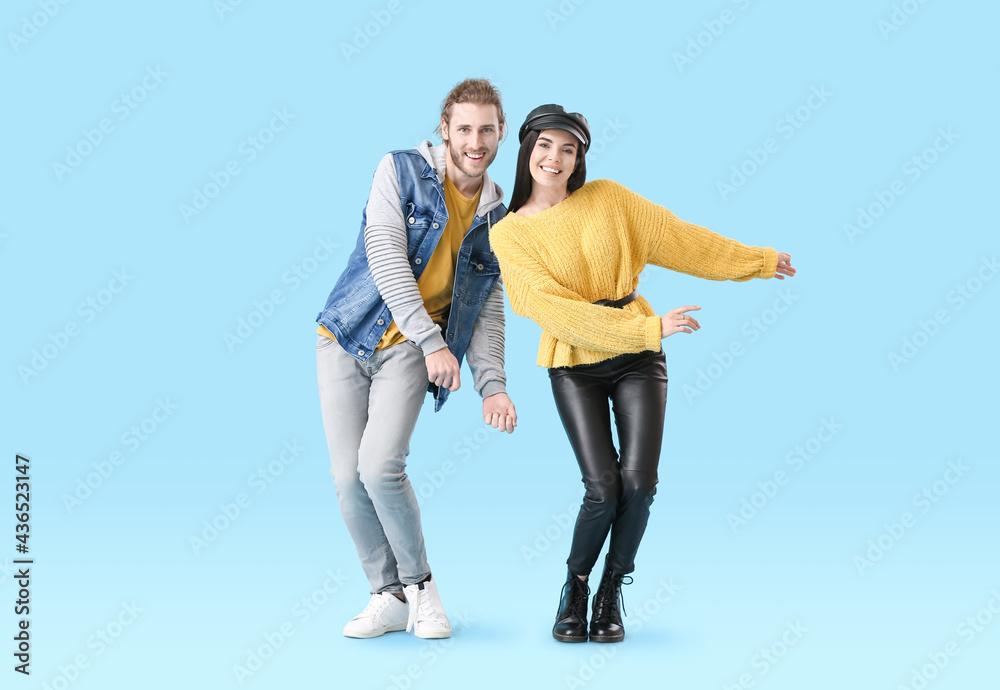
left=774, top=252, right=796, bottom=280
left=425, top=348, right=461, bottom=391
left=483, top=393, right=517, bottom=433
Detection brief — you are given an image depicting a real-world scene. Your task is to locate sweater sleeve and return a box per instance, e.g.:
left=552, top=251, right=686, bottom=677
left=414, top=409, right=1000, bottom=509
left=614, top=182, right=777, bottom=282
left=491, top=222, right=663, bottom=354
left=363, top=153, right=448, bottom=355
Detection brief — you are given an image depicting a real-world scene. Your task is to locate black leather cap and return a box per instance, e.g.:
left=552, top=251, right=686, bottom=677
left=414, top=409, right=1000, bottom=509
left=518, top=104, right=591, bottom=152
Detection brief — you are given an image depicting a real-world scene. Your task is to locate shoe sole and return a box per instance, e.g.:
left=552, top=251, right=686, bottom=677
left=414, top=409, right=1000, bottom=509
left=343, top=622, right=407, bottom=639
left=413, top=629, right=451, bottom=639
left=553, top=631, right=588, bottom=643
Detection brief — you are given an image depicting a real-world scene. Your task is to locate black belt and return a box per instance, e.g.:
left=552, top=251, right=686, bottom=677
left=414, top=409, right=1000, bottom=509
left=593, top=290, right=639, bottom=309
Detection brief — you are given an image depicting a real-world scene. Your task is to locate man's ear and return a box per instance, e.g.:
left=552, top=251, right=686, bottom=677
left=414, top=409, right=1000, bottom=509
left=440, top=118, right=449, bottom=144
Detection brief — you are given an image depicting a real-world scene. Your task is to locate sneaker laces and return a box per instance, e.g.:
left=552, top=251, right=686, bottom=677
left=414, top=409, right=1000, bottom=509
left=406, top=584, right=446, bottom=631
left=418, top=590, right=437, bottom=620
left=360, top=593, right=389, bottom=619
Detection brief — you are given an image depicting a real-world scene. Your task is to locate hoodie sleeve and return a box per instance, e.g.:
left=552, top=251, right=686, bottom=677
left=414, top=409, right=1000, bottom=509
left=464, top=276, right=507, bottom=398
left=363, top=153, right=448, bottom=355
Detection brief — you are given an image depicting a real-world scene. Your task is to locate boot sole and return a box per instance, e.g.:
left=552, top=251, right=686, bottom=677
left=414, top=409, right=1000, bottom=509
left=589, top=632, right=625, bottom=643
left=553, top=631, right=588, bottom=643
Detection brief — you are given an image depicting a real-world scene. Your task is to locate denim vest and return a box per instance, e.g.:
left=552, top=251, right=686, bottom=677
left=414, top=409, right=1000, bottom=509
left=316, top=149, right=506, bottom=411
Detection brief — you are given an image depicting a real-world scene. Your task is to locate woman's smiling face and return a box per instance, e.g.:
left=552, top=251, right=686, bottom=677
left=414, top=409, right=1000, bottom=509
left=528, top=128, right=580, bottom=192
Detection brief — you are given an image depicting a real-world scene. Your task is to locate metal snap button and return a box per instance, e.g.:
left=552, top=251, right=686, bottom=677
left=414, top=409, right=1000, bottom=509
left=408, top=217, right=415, bottom=224
left=415, top=257, right=422, bottom=264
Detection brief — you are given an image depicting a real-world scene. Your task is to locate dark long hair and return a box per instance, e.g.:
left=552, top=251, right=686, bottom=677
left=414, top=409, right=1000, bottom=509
left=507, top=129, right=587, bottom=214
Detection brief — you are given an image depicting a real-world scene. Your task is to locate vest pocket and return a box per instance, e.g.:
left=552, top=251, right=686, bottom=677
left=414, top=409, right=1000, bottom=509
left=459, top=254, right=501, bottom=306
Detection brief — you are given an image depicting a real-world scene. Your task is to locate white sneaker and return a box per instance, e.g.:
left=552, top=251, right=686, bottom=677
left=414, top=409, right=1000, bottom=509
left=403, top=575, right=452, bottom=639
left=342, top=592, right=409, bottom=638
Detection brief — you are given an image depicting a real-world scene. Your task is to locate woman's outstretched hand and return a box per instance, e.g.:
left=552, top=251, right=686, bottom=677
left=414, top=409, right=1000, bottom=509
left=661, top=306, right=701, bottom=338
left=774, top=252, right=796, bottom=280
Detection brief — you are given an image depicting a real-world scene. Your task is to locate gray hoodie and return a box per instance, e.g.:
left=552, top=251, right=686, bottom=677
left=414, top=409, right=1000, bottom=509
left=362, top=140, right=507, bottom=399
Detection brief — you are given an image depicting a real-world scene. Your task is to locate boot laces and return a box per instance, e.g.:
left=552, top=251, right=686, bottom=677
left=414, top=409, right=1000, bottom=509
left=563, top=577, right=590, bottom=616
left=597, top=573, right=633, bottom=618
left=615, top=575, right=633, bottom=617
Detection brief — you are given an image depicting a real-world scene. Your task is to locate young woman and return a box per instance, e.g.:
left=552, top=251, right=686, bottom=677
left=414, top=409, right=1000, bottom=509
left=489, top=104, right=796, bottom=643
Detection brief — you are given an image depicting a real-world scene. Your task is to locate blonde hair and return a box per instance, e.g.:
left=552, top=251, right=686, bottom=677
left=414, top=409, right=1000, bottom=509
left=436, top=78, right=506, bottom=143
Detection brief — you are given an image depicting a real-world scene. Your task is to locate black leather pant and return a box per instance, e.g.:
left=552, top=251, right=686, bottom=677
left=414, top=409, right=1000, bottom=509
left=549, top=349, right=668, bottom=577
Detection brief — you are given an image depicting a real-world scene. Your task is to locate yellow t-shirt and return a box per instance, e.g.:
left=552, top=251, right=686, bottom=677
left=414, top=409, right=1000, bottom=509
left=317, top=174, right=482, bottom=349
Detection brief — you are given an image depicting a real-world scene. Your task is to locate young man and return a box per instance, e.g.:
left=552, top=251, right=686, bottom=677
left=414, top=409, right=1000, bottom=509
left=315, top=79, right=517, bottom=640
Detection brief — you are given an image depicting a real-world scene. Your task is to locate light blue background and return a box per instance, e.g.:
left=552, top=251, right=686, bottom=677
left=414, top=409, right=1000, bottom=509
left=3, top=1, right=998, bottom=688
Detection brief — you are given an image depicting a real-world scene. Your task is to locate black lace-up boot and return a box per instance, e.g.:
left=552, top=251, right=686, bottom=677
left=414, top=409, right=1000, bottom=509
left=589, top=557, right=631, bottom=642
left=552, top=570, right=590, bottom=642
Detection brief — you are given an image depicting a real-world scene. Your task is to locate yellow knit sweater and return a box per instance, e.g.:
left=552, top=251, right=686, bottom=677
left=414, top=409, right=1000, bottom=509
left=489, top=179, right=778, bottom=368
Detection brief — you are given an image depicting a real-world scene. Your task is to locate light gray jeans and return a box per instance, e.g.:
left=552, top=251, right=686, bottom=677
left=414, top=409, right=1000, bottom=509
left=316, top=334, right=431, bottom=594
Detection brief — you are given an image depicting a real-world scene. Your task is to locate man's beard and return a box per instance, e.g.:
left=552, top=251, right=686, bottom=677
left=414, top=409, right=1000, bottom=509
left=446, top=141, right=496, bottom=178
